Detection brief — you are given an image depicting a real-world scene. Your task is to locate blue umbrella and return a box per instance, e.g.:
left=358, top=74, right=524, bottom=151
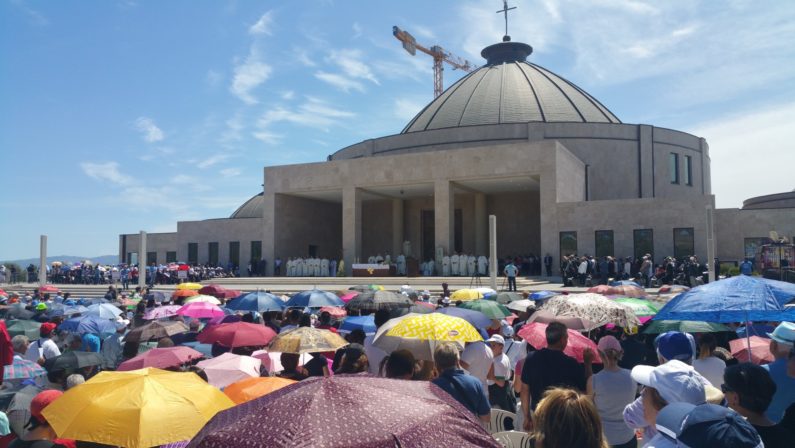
left=285, top=289, right=344, bottom=308
left=530, top=291, right=557, bottom=301
left=46, top=304, right=88, bottom=318
left=736, top=324, right=775, bottom=339
left=85, top=303, right=123, bottom=319
left=339, top=315, right=377, bottom=334
left=653, top=275, right=795, bottom=323
left=226, top=291, right=285, bottom=313
left=434, top=306, right=492, bottom=330
left=59, top=316, right=117, bottom=336
left=610, top=280, right=643, bottom=288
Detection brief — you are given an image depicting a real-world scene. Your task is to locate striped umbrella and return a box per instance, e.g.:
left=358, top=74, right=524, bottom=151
left=3, top=357, right=46, bottom=380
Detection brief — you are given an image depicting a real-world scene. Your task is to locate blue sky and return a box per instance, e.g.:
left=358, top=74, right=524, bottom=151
left=2, top=0, right=794, bottom=260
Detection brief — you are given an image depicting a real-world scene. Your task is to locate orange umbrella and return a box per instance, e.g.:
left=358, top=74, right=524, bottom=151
left=223, top=376, right=296, bottom=404
left=172, top=289, right=199, bottom=299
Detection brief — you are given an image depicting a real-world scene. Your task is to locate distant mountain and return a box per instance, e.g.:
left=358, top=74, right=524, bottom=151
left=1, top=255, right=118, bottom=267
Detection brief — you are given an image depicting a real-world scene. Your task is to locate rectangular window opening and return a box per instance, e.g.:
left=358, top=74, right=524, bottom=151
left=684, top=155, right=692, bottom=186
left=673, top=228, right=695, bottom=259
left=595, top=230, right=614, bottom=258
left=669, top=153, right=680, bottom=184
left=634, top=229, right=654, bottom=260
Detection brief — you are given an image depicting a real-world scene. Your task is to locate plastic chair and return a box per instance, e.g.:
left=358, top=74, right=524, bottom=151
left=488, top=408, right=517, bottom=434
left=492, top=430, right=533, bottom=448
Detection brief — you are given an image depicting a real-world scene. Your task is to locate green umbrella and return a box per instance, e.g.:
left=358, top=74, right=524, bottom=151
left=643, top=320, right=730, bottom=334
left=6, top=320, right=42, bottom=340
left=457, top=300, right=512, bottom=319
left=614, top=298, right=659, bottom=317
left=493, top=292, right=522, bottom=304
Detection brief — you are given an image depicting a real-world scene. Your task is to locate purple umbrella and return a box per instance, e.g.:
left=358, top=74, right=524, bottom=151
left=186, top=375, right=500, bottom=448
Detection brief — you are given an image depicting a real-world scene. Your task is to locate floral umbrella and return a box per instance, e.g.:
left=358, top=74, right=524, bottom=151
left=539, top=293, right=641, bottom=329
left=267, top=327, right=347, bottom=355
left=143, top=305, right=182, bottom=320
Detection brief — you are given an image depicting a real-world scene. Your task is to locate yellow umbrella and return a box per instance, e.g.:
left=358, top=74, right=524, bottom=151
left=450, top=288, right=484, bottom=301
left=374, top=313, right=483, bottom=360
left=176, top=282, right=203, bottom=290
left=268, top=327, right=348, bottom=354
left=184, top=294, right=222, bottom=305
left=42, top=368, right=234, bottom=448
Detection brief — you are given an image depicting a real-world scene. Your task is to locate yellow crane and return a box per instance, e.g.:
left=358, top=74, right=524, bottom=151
left=392, top=26, right=476, bottom=98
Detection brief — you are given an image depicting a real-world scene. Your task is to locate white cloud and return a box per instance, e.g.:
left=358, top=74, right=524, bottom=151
left=688, top=102, right=795, bottom=208
left=257, top=96, right=355, bottom=132
left=295, top=48, right=316, bottom=67
left=281, top=90, right=295, bottom=100
left=230, top=52, right=272, bottom=104
left=394, top=98, right=426, bottom=121
left=134, top=117, right=164, bottom=143
left=80, top=162, right=134, bottom=186
left=329, top=49, right=379, bottom=85
left=314, top=71, right=364, bottom=93
left=196, top=154, right=231, bottom=169
left=220, top=168, right=241, bottom=178
left=249, top=11, right=274, bottom=35
left=170, top=174, right=194, bottom=185
left=252, top=130, right=283, bottom=145
left=352, top=22, right=363, bottom=39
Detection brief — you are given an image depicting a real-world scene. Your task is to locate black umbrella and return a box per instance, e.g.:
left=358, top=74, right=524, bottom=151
left=5, top=385, right=38, bottom=436
left=124, top=320, right=188, bottom=343
left=345, top=290, right=413, bottom=313
left=44, top=351, right=105, bottom=373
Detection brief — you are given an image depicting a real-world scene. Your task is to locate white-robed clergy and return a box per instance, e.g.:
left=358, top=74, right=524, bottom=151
left=467, top=255, right=477, bottom=276
left=442, top=255, right=451, bottom=276
left=396, top=254, right=406, bottom=275
left=477, top=255, right=488, bottom=276
left=450, top=253, right=460, bottom=276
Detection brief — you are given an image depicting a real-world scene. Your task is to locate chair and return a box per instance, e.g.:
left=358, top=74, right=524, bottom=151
left=488, top=408, right=517, bottom=434
left=492, top=431, right=533, bottom=448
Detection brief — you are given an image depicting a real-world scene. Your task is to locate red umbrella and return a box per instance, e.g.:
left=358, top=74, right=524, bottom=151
left=517, top=322, right=602, bottom=363
left=198, top=285, right=240, bottom=299
left=186, top=375, right=501, bottom=448
left=730, top=336, right=774, bottom=365
left=338, top=292, right=359, bottom=303
left=319, top=306, right=346, bottom=319
left=39, top=285, right=60, bottom=293
left=177, top=302, right=225, bottom=319
left=0, top=289, right=7, bottom=296
left=587, top=285, right=612, bottom=295
left=178, top=264, right=190, bottom=271
left=117, top=347, right=205, bottom=371
left=198, top=322, right=277, bottom=348
left=527, top=310, right=599, bottom=332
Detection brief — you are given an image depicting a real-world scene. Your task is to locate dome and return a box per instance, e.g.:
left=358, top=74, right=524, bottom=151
left=402, top=41, right=620, bottom=133
left=230, top=192, right=263, bottom=219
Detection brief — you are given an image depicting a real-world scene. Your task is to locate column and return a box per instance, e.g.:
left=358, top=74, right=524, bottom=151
left=489, top=215, right=497, bottom=290
left=474, top=193, right=487, bottom=255
left=392, top=198, right=404, bottom=257
left=262, top=193, right=276, bottom=276
left=434, top=180, right=454, bottom=255
left=39, top=235, right=47, bottom=286
left=342, top=186, right=362, bottom=276
left=138, top=231, right=147, bottom=289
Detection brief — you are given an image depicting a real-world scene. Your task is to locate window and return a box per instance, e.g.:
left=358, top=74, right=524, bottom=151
left=559, top=231, right=578, bottom=261
left=187, top=243, right=198, bottom=265
left=166, top=251, right=177, bottom=263
left=250, top=241, right=262, bottom=263
left=684, top=155, right=692, bottom=186
left=229, top=242, right=240, bottom=267
left=127, top=252, right=137, bottom=265
left=595, top=230, right=614, bottom=258
left=208, top=242, right=219, bottom=266
left=146, top=252, right=157, bottom=265
left=633, top=229, right=654, bottom=260
left=454, top=209, right=463, bottom=254
left=673, top=228, right=695, bottom=259
left=669, top=153, right=679, bottom=184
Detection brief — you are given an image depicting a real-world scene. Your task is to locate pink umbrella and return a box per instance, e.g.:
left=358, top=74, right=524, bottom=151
left=177, top=302, right=225, bottom=319
left=338, top=292, right=359, bottom=303
left=517, top=322, right=602, bottom=363
left=319, top=306, right=347, bottom=319
left=252, top=350, right=311, bottom=374
left=587, top=285, right=612, bottom=295
left=196, top=353, right=261, bottom=389
left=143, top=305, right=182, bottom=320
left=730, top=336, right=774, bottom=365
left=117, top=346, right=205, bottom=371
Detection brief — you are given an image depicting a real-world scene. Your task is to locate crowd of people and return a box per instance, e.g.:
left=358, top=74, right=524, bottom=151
left=560, top=254, right=719, bottom=289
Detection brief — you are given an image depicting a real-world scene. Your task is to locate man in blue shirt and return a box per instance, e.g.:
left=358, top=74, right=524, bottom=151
left=740, top=258, right=754, bottom=275
left=431, top=342, right=491, bottom=423
left=504, top=260, right=518, bottom=291
left=763, top=322, right=795, bottom=422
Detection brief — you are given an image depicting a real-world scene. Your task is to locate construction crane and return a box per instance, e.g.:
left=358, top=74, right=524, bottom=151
left=393, top=26, right=476, bottom=98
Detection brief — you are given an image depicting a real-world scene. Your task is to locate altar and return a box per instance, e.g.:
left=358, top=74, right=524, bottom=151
left=351, top=264, right=395, bottom=277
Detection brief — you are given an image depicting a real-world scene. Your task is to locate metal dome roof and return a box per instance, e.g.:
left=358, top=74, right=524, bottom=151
left=230, top=192, right=263, bottom=219
left=402, top=41, right=620, bottom=133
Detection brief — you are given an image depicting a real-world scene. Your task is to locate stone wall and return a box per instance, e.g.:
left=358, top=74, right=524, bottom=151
left=714, top=208, right=795, bottom=262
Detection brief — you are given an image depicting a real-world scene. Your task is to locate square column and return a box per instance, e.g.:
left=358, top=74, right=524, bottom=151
left=474, top=193, right=487, bottom=255
left=262, top=192, right=276, bottom=276
left=434, top=180, right=454, bottom=256
left=392, top=198, right=404, bottom=257
left=342, top=186, right=362, bottom=276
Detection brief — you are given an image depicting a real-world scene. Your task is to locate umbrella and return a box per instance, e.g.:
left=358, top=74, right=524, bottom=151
left=207, top=314, right=241, bottom=326
left=539, top=293, right=641, bottom=329
left=38, top=285, right=60, bottom=293
left=658, top=284, right=690, bottom=294
left=44, top=351, right=105, bottom=373
left=117, top=346, right=205, bottom=371
left=613, top=298, right=659, bottom=317
left=176, top=282, right=203, bottom=290
left=186, top=375, right=500, bottom=448
left=42, top=368, right=234, bottom=448
left=143, top=305, right=182, bottom=320
left=450, top=289, right=483, bottom=301
left=6, top=320, right=42, bottom=340
left=84, top=303, right=123, bottom=319
left=198, top=285, right=240, bottom=299
left=517, top=322, right=602, bottom=363
left=142, top=291, right=167, bottom=302
left=59, top=316, right=117, bottom=336
left=198, top=322, right=277, bottom=348
left=197, top=353, right=262, bottom=389
left=46, top=304, right=88, bottom=318
left=587, top=285, right=613, bottom=295
left=184, top=295, right=222, bottom=305
left=349, top=284, right=384, bottom=292
left=530, top=290, right=558, bottom=301
left=493, top=291, right=522, bottom=304
left=643, top=320, right=730, bottom=334
left=225, top=291, right=285, bottom=313
left=268, top=327, right=347, bottom=354
left=730, top=336, right=774, bottom=365
left=345, top=290, right=413, bottom=313
left=77, top=297, right=110, bottom=306
left=457, top=300, right=512, bottom=319
left=251, top=350, right=312, bottom=374
left=125, top=320, right=189, bottom=343
left=435, top=306, right=492, bottom=330
left=373, top=313, right=483, bottom=361
left=736, top=323, right=775, bottom=338
left=389, top=304, right=435, bottom=319
left=609, top=285, right=648, bottom=298
left=610, top=280, right=644, bottom=288
left=223, top=377, right=297, bottom=404
left=5, top=304, right=35, bottom=320
left=475, top=287, right=497, bottom=298
left=319, top=306, right=347, bottom=319
left=286, top=289, right=345, bottom=308
left=506, top=299, right=535, bottom=313
left=3, top=357, right=46, bottom=380
left=6, top=385, right=38, bottom=436
left=172, top=289, right=199, bottom=300
left=338, top=315, right=377, bottom=334
left=527, top=310, right=599, bottom=332
left=177, top=302, right=225, bottom=319
left=338, top=292, right=359, bottom=303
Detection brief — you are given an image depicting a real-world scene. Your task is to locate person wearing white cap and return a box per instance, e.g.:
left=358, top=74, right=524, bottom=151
left=763, top=321, right=795, bottom=423
left=486, top=334, right=516, bottom=413
left=587, top=336, right=637, bottom=448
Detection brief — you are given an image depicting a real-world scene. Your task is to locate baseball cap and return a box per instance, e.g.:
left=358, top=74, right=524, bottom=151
left=631, top=360, right=706, bottom=405
left=35, top=303, right=47, bottom=311
left=39, top=322, right=56, bottom=337
left=767, top=321, right=795, bottom=346
left=29, top=390, right=63, bottom=427
left=486, top=334, right=505, bottom=345
left=597, top=335, right=622, bottom=353
left=656, top=403, right=763, bottom=448
left=655, top=331, right=695, bottom=362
